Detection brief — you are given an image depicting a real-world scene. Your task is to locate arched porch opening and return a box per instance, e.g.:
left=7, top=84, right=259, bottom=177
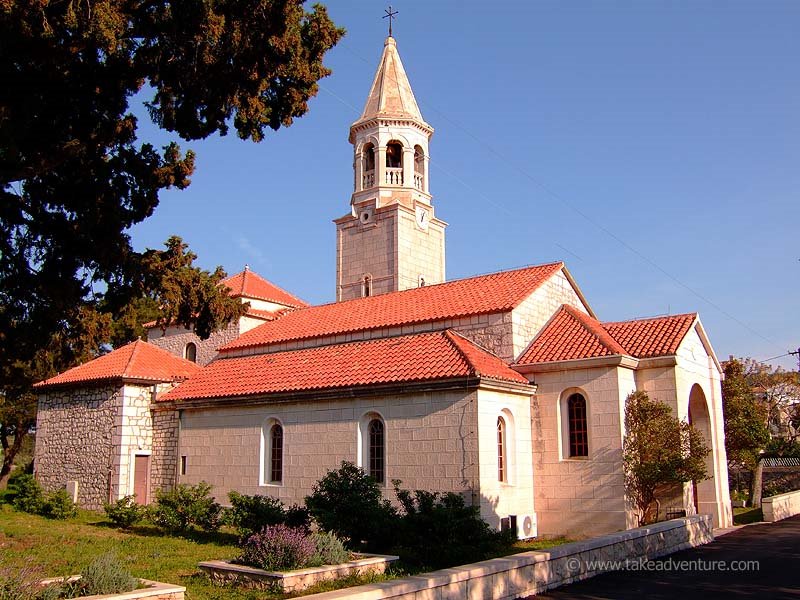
left=688, top=384, right=716, bottom=520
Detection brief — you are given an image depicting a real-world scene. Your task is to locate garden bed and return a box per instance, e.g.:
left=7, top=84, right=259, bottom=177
left=38, top=577, right=185, bottom=600
left=198, top=554, right=399, bottom=593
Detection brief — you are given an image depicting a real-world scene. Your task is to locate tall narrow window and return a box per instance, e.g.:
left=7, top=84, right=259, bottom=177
left=497, top=417, right=507, bottom=482
left=184, top=342, right=197, bottom=363
left=362, top=274, right=372, bottom=297
left=269, top=423, right=283, bottom=483
left=368, top=418, right=385, bottom=483
left=567, top=393, right=588, bottom=457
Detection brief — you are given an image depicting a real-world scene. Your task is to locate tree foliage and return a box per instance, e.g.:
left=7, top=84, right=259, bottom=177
left=623, top=391, right=709, bottom=526
left=742, top=358, right=800, bottom=442
left=722, top=358, right=770, bottom=469
left=0, top=0, right=343, bottom=484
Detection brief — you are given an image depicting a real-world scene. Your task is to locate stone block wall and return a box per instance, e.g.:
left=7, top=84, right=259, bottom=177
left=762, top=489, right=800, bottom=522
left=511, top=269, right=588, bottom=360
left=151, top=408, right=180, bottom=494
left=529, top=365, right=630, bottom=537
left=147, top=321, right=240, bottom=366
left=175, top=389, right=484, bottom=511
left=34, top=384, right=122, bottom=509
left=395, top=206, right=445, bottom=291
left=298, top=515, right=713, bottom=600
left=336, top=208, right=398, bottom=301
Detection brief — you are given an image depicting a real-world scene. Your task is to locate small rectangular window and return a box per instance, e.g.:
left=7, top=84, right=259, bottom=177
left=180, top=456, right=187, bottom=475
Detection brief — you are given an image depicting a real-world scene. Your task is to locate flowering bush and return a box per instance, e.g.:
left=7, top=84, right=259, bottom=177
left=238, top=525, right=317, bottom=571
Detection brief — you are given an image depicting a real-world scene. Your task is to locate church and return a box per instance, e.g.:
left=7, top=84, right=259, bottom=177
left=33, top=35, right=732, bottom=538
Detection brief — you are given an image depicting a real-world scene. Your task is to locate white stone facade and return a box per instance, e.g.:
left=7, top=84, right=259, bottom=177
left=170, top=384, right=535, bottom=530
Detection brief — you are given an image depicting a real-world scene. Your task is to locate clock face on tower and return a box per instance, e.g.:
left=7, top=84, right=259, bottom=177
left=415, top=206, right=429, bottom=231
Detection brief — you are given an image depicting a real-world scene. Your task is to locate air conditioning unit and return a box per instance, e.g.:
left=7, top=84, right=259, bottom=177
left=516, top=513, right=537, bottom=540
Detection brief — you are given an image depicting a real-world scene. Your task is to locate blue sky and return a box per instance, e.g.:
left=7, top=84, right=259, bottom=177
left=129, top=0, right=800, bottom=370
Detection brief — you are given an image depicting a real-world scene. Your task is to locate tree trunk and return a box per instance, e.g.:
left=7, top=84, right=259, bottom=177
left=749, top=458, right=764, bottom=509
left=0, top=424, right=27, bottom=489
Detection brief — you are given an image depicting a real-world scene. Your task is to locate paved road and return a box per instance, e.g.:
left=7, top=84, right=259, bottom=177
left=535, top=515, right=800, bottom=599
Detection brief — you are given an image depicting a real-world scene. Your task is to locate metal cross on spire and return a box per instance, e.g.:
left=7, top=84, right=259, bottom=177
left=383, top=5, right=398, bottom=37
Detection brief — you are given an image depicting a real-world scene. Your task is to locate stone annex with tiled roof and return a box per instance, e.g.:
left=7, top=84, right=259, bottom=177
left=34, top=35, right=732, bottom=536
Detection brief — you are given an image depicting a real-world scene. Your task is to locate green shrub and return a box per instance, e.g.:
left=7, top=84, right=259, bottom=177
left=305, top=461, right=396, bottom=551
left=392, top=485, right=515, bottom=569
left=104, top=496, right=146, bottom=529
left=237, top=525, right=316, bottom=571
left=41, top=489, right=77, bottom=520
left=284, top=504, right=311, bottom=531
left=307, top=531, right=349, bottom=567
left=78, top=553, right=138, bottom=596
left=150, top=482, right=222, bottom=532
left=224, top=492, right=286, bottom=536
left=9, top=475, right=44, bottom=515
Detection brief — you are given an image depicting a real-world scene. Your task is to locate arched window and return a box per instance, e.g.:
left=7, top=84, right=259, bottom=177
left=413, top=145, right=424, bottom=190
left=368, top=418, right=385, bottom=483
left=386, top=141, right=402, bottom=168
left=363, top=142, right=375, bottom=172
left=567, top=393, right=588, bottom=457
left=362, top=274, right=372, bottom=297
left=184, top=342, right=197, bottom=363
left=260, top=418, right=284, bottom=485
left=497, top=416, right=507, bottom=482
left=269, top=423, right=283, bottom=483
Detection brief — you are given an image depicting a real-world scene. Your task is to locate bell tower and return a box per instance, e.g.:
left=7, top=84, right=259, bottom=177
left=335, top=36, right=446, bottom=301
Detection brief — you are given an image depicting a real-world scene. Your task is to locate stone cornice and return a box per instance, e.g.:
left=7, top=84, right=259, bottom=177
left=513, top=354, right=640, bottom=374
left=349, top=117, right=433, bottom=141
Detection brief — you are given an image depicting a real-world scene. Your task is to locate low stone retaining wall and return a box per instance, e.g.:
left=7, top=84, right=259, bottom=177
left=300, top=515, right=713, bottom=600
left=762, top=489, right=800, bottom=522
left=38, top=579, right=184, bottom=600
left=199, top=554, right=399, bottom=593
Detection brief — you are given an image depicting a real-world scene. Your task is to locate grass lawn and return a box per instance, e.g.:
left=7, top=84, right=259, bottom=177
left=733, top=506, right=764, bottom=525
left=0, top=504, right=569, bottom=599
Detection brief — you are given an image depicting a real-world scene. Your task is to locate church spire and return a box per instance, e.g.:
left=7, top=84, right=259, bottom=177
left=355, top=36, right=426, bottom=125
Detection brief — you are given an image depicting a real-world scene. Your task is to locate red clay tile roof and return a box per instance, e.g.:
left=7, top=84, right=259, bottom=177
left=517, top=305, right=626, bottom=364
left=222, top=262, right=565, bottom=352
left=161, top=330, right=530, bottom=402
left=34, top=340, right=202, bottom=389
left=516, top=306, right=698, bottom=365
left=604, top=313, right=697, bottom=359
left=245, top=307, right=290, bottom=321
left=221, top=269, right=307, bottom=308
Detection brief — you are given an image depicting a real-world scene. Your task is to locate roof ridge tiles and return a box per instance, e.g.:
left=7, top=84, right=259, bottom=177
left=602, top=312, right=698, bottom=326
left=442, top=330, right=479, bottom=377
left=561, top=305, right=627, bottom=356
left=122, top=339, right=142, bottom=377
left=221, top=262, right=566, bottom=352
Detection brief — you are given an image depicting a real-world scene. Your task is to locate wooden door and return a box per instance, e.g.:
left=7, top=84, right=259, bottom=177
left=133, top=455, right=150, bottom=505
